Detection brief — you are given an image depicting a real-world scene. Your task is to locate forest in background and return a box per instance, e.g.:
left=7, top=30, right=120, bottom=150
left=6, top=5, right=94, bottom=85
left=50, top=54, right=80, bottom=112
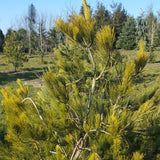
left=1, top=0, right=160, bottom=159
left=0, top=0, right=160, bottom=61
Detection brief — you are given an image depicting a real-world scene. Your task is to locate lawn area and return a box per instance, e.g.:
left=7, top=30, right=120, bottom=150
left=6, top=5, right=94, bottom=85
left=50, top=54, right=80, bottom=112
left=120, top=48, right=160, bottom=85
left=0, top=54, right=53, bottom=100
left=0, top=49, right=160, bottom=103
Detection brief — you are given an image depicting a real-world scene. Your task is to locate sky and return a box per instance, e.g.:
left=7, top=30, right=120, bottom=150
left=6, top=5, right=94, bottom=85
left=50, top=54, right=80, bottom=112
left=0, top=0, right=160, bottom=34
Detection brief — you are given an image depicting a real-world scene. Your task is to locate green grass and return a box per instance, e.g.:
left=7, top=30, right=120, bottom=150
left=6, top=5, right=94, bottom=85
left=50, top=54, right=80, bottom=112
left=0, top=54, right=52, bottom=103
left=0, top=50, right=160, bottom=103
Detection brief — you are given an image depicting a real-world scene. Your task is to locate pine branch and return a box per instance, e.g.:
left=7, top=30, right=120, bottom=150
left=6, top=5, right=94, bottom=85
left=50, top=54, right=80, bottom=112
left=22, top=97, right=44, bottom=121
left=96, top=66, right=106, bottom=80
left=87, top=47, right=96, bottom=74
left=71, top=138, right=83, bottom=160
left=66, top=103, right=80, bottom=124
left=85, top=76, right=96, bottom=122
left=70, top=128, right=110, bottom=160
left=89, top=129, right=111, bottom=135
left=66, top=76, right=84, bottom=86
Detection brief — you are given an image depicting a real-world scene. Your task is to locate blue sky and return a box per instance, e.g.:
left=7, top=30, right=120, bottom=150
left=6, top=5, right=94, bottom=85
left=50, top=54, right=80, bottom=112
left=1, top=0, right=160, bottom=34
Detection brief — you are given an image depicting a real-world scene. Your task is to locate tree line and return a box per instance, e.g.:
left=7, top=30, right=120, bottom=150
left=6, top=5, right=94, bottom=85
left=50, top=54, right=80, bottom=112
left=1, top=2, right=160, bottom=55
left=0, top=2, right=160, bottom=72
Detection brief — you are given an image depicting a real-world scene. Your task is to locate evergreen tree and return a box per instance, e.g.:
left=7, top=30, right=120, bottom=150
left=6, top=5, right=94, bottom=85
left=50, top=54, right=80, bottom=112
left=16, top=28, right=29, bottom=53
left=0, top=29, right=4, bottom=52
left=94, top=2, right=111, bottom=30
left=5, top=29, right=13, bottom=38
left=3, top=31, right=28, bottom=72
left=48, top=27, right=65, bottom=51
left=28, top=3, right=37, bottom=55
left=1, top=0, right=160, bottom=159
left=116, top=17, right=136, bottom=50
left=136, top=15, right=148, bottom=46
left=154, top=23, right=160, bottom=46
left=111, top=3, right=128, bottom=41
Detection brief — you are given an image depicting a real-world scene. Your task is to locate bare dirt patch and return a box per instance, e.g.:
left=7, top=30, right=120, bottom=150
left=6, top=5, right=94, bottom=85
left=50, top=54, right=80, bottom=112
left=21, top=79, right=44, bottom=87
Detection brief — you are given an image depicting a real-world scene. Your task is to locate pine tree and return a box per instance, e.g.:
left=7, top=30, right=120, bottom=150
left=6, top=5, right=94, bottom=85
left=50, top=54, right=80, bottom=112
left=16, top=28, right=29, bottom=53
left=28, top=3, right=37, bottom=55
left=3, top=31, right=28, bottom=72
left=94, top=2, right=111, bottom=30
left=1, top=0, right=160, bottom=159
left=111, top=3, right=128, bottom=41
left=48, top=27, right=64, bottom=51
left=154, top=23, right=160, bottom=46
left=0, top=29, right=4, bottom=52
left=116, top=17, right=136, bottom=50
left=136, top=15, right=148, bottom=46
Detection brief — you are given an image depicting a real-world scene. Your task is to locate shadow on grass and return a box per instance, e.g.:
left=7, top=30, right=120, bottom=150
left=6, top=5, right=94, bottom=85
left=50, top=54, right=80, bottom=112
left=0, top=69, right=44, bottom=85
left=133, top=73, right=158, bottom=85
left=0, top=63, right=7, bottom=66
left=24, top=67, right=44, bottom=71
left=154, top=61, right=160, bottom=63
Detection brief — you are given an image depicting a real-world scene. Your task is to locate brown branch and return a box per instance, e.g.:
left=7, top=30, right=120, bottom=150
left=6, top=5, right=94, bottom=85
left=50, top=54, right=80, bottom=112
left=22, top=97, right=43, bottom=121
left=89, top=129, right=111, bottom=135
left=70, top=128, right=110, bottom=160
left=66, top=103, right=80, bottom=124
left=96, top=66, right=106, bottom=81
left=66, top=76, right=84, bottom=86
left=85, top=77, right=96, bottom=122
left=87, top=47, right=96, bottom=74
left=70, top=138, right=83, bottom=160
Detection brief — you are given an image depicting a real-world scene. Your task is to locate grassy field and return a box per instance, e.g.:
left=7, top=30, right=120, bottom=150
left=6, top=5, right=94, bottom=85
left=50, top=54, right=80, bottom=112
left=0, top=54, right=53, bottom=101
left=0, top=49, right=160, bottom=102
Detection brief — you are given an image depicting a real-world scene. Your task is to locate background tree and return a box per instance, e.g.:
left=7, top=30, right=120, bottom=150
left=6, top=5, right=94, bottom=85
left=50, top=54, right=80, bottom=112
left=3, top=31, right=28, bottom=72
left=94, top=2, right=111, bottom=30
left=5, top=28, right=13, bottom=38
left=145, top=10, right=157, bottom=46
left=116, top=17, right=136, bottom=50
left=28, top=3, right=37, bottom=55
left=16, top=28, right=29, bottom=53
left=48, top=27, right=64, bottom=51
left=136, top=15, right=148, bottom=46
left=154, top=23, right=160, bottom=46
left=0, top=29, right=4, bottom=52
left=37, top=15, right=47, bottom=61
left=111, top=3, right=128, bottom=42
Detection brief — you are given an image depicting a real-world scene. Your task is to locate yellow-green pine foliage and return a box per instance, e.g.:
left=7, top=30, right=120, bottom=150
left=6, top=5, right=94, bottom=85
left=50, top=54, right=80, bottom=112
left=88, top=153, right=99, bottom=160
left=56, top=0, right=96, bottom=46
left=135, top=40, right=148, bottom=74
left=56, top=145, right=65, bottom=160
left=96, top=26, right=115, bottom=53
left=118, top=61, right=135, bottom=94
left=95, top=26, right=115, bottom=64
left=131, top=151, right=144, bottom=160
left=108, top=115, right=121, bottom=158
left=1, top=80, right=56, bottom=159
left=82, top=0, right=91, bottom=21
